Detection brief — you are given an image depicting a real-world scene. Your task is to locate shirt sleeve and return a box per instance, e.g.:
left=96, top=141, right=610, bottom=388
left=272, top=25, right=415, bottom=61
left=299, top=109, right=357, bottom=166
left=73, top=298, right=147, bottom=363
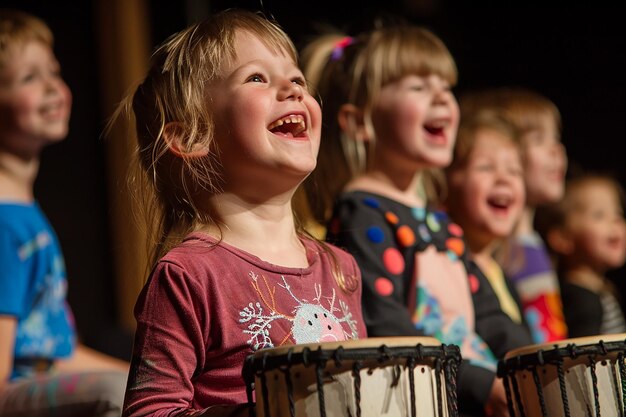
left=0, top=228, right=28, bottom=317
left=329, top=197, right=424, bottom=337
left=123, top=261, right=211, bottom=417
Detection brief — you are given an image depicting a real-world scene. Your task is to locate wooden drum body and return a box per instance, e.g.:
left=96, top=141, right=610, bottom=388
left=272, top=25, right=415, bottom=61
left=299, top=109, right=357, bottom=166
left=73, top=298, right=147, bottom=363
left=498, top=334, right=626, bottom=417
left=242, top=337, right=461, bottom=417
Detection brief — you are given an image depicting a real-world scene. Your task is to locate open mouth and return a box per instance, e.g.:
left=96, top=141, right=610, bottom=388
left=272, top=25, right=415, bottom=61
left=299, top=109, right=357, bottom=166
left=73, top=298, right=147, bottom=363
left=487, top=194, right=513, bottom=215
left=607, top=235, right=625, bottom=251
left=268, top=114, right=307, bottom=139
left=423, top=119, right=448, bottom=143
left=40, top=101, right=67, bottom=121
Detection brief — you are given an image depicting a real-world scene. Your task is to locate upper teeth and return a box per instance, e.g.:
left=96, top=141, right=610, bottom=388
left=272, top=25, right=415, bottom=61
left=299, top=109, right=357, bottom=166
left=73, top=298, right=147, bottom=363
left=426, top=120, right=446, bottom=129
left=268, top=114, right=306, bottom=131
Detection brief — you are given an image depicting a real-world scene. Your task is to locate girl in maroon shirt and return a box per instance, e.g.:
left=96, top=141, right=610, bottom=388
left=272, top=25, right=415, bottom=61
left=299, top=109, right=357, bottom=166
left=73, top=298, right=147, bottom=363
left=113, top=9, right=367, bottom=417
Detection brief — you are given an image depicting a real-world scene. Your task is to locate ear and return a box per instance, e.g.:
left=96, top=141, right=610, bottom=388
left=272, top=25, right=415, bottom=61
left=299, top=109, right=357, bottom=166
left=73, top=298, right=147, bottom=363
left=546, top=227, right=574, bottom=256
left=163, top=122, right=209, bottom=159
left=337, top=104, right=372, bottom=142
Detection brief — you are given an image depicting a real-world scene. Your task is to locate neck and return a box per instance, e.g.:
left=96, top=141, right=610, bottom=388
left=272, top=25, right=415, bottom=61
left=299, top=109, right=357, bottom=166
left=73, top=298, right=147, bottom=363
left=0, top=151, right=39, bottom=202
left=515, top=206, right=536, bottom=236
left=467, top=235, right=499, bottom=267
left=564, top=265, right=606, bottom=292
left=471, top=249, right=497, bottom=273
left=348, top=165, right=426, bottom=207
left=205, top=190, right=308, bottom=267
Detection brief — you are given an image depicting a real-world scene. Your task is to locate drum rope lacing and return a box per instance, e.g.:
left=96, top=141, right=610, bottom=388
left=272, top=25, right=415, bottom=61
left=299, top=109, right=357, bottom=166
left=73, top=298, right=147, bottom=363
left=242, top=342, right=462, bottom=417
left=497, top=339, right=626, bottom=417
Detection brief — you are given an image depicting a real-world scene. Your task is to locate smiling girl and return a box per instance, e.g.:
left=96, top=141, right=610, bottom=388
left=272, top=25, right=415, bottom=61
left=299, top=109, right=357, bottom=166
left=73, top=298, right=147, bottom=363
left=299, top=23, right=523, bottom=416
left=113, top=9, right=366, bottom=417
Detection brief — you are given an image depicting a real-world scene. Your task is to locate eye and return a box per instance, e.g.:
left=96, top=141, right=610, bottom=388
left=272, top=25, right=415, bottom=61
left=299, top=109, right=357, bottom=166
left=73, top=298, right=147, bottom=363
left=21, top=72, right=36, bottom=83
left=50, top=67, right=63, bottom=79
left=473, top=161, right=494, bottom=172
left=291, top=76, right=306, bottom=87
left=246, top=73, right=265, bottom=83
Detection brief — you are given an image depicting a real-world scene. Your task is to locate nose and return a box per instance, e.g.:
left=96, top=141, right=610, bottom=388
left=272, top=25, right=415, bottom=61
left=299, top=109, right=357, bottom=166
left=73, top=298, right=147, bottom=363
left=43, top=74, right=65, bottom=95
left=277, top=78, right=303, bottom=102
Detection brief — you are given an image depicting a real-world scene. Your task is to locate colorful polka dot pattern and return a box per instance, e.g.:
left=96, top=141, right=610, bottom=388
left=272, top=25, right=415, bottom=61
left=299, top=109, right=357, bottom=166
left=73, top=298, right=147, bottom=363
left=468, top=274, right=480, bottom=293
left=385, top=211, right=399, bottom=225
left=366, top=226, right=385, bottom=243
left=383, top=247, right=405, bottom=275
left=358, top=196, right=470, bottom=297
left=374, top=277, right=394, bottom=296
left=396, top=225, right=415, bottom=247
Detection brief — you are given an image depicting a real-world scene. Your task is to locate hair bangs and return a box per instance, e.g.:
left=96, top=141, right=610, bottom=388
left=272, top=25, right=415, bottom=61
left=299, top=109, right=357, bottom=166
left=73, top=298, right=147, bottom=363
left=0, top=10, right=53, bottom=68
left=374, top=27, right=457, bottom=87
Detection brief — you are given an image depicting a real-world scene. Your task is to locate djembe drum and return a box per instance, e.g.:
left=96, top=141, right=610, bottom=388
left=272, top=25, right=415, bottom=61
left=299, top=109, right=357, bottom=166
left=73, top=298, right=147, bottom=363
left=498, top=334, right=626, bottom=417
left=241, top=337, right=461, bottom=417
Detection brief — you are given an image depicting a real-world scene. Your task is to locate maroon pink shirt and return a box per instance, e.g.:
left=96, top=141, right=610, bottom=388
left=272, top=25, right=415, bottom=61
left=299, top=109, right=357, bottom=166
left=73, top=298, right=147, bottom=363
left=123, top=232, right=366, bottom=417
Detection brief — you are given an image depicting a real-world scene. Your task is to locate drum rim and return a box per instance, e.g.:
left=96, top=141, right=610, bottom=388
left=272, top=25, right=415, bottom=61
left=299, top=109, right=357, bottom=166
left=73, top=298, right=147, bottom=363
left=247, top=336, right=442, bottom=358
left=498, top=333, right=626, bottom=377
left=242, top=337, right=461, bottom=382
left=503, top=333, right=626, bottom=360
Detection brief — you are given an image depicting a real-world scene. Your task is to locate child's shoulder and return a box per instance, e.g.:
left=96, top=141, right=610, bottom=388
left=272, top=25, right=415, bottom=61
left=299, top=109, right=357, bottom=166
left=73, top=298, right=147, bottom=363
left=334, top=190, right=456, bottom=230
left=0, top=201, right=43, bottom=230
left=304, top=237, right=354, bottom=263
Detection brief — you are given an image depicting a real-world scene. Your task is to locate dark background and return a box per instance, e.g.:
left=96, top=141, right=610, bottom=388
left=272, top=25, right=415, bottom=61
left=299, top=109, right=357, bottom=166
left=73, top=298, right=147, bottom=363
left=2, top=0, right=624, bottom=358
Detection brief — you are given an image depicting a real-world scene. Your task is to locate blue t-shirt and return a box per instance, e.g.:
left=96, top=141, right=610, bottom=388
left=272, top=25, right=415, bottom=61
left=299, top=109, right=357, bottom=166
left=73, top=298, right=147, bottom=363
left=0, top=202, right=75, bottom=379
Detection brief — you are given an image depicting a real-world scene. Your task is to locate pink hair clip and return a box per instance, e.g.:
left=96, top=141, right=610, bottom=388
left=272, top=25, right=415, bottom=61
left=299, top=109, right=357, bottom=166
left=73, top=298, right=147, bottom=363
left=330, top=36, right=355, bottom=61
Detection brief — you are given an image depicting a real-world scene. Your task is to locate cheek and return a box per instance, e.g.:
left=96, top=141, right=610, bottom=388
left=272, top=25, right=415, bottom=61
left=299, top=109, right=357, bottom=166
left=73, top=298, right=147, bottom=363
left=307, top=97, right=322, bottom=144
left=451, top=175, right=483, bottom=215
left=61, top=83, right=73, bottom=108
left=514, top=177, right=526, bottom=208
left=395, top=99, right=425, bottom=131
left=373, top=98, right=421, bottom=135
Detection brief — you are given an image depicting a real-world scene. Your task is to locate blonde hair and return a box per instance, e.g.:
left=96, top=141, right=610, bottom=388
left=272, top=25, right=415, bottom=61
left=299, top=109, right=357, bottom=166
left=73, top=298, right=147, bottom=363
left=112, top=10, right=298, bottom=265
left=460, top=87, right=561, bottom=137
left=0, top=9, right=53, bottom=68
left=450, top=110, right=522, bottom=173
left=300, top=24, right=458, bottom=225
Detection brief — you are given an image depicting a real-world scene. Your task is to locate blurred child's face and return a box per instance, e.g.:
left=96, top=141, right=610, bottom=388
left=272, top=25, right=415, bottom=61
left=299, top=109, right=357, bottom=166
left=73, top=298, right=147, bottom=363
left=0, top=40, right=72, bottom=156
left=370, top=74, right=459, bottom=169
left=522, top=114, right=566, bottom=206
left=564, top=181, right=626, bottom=271
left=208, top=30, right=321, bottom=193
left=448, top=129, right=525, bottom=247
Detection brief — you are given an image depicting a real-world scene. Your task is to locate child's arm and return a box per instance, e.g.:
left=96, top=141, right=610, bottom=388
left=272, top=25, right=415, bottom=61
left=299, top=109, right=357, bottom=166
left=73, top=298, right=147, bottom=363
left=0, top=316, right=17, bottom=391
left=484, top=377, right=510, bottom=417
left=56, top=343, right=129, bottom=373
left=124, top=260, right=246, bottom=417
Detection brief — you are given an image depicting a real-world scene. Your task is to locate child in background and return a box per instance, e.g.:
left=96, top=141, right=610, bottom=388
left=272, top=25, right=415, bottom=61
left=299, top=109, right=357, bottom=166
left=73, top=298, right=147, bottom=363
left=460, top=87, right=568, bottom=343
left=445, top=111, right=532, bottom=357
left=537, top=173, right=626, bottom=337
left=114, top=9, right=366, bottom=417
left=0, top=9, right=128, bottom=417
left=301, top=24, right=519, bottom=417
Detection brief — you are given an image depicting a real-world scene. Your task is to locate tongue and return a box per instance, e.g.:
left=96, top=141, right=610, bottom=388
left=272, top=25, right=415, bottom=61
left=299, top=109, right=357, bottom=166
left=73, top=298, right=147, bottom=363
left=272, top=130, right=294, bottom=138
